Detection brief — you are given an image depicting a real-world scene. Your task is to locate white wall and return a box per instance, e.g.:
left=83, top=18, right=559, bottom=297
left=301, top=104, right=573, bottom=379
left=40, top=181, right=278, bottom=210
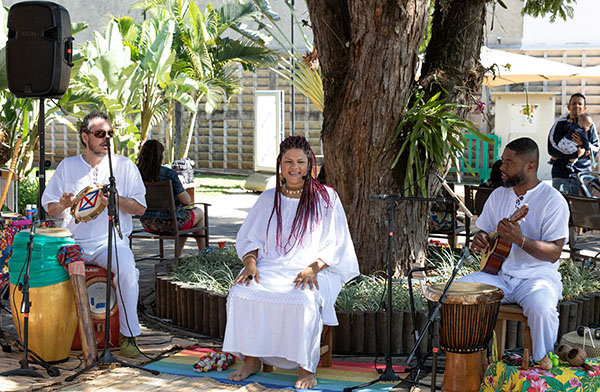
left=493, top=92, right=557, bottom=181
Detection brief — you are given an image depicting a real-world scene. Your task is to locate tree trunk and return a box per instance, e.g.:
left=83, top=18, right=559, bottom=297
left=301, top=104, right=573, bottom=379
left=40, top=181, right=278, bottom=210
left=165, top=100, right=175, bottom=164
left=176, top=98, right=200, bottom=160
left=420, top=0, right=488, bottom=105
left=307, top=1, right=430, bottom=274
left=173, top=101, right=184, bottom=162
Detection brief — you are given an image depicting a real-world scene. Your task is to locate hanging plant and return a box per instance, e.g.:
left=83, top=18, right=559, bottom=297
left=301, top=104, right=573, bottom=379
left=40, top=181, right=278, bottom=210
left=393, top=86, right=491, bottom=196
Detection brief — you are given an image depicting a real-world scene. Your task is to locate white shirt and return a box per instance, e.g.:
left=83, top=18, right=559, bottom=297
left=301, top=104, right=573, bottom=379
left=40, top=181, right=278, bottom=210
left=42, top=154, right=146, bottom=247
left=477, top=181, right=569, bottom=278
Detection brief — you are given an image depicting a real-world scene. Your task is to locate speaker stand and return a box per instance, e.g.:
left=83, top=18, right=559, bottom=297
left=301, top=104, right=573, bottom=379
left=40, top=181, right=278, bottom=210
left=38, top=97, right=46, bottom=220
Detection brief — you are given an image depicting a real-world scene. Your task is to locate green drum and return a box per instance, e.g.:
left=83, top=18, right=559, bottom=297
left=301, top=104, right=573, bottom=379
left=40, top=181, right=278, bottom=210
left=9, top=228, right=75, bottom=288
left=8, top=228, right=78, bottom=363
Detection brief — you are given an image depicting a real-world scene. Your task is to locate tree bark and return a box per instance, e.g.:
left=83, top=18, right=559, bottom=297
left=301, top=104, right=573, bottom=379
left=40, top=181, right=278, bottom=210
left=307, top=1, right=430, bottom=274
left=420, top=0, right=488, bottom=105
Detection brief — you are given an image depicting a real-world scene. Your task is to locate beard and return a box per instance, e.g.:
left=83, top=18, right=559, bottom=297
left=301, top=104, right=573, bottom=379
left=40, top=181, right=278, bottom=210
left=502, top=173, right=525, bottom=188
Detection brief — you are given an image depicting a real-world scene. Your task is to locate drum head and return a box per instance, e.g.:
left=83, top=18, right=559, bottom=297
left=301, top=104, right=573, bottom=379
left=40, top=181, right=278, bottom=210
left=21, top=228, right=73, bottom=237
left=71, top=184, right=107, bottom=223
left=424, top=281, right=504, bottom=304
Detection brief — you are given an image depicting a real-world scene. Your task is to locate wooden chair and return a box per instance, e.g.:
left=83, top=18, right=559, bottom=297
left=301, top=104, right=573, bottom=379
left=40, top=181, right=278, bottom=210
left=494, top=304, right=532, bottom=358
left=262, top=325, right=333, bottom=372
left=429, top=183, right=465, bottom=249
left=463, top=185, right=495, bottom=247
left=564, top=194, right=600, bottom=261
left=129, top=181, right=210, bottom=263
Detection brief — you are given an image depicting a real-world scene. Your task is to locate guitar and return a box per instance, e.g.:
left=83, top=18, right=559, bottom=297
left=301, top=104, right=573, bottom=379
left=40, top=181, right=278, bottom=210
left=479, top=204, right=529, bottom=275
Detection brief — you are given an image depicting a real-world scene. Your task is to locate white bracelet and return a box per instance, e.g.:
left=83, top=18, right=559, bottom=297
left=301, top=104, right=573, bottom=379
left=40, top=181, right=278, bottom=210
left=242, top=253, right=256, bottom=265
left=521, top=236, right=526, bottom=249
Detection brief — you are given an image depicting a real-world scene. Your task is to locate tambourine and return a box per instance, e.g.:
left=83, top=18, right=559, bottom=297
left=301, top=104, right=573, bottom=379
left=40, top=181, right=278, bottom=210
left=70, top=184, right=107, bottom=223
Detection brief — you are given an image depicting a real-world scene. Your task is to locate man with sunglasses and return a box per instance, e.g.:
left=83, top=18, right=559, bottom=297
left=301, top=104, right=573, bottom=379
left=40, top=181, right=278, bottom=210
left=42, top=111, right=147, bottom=358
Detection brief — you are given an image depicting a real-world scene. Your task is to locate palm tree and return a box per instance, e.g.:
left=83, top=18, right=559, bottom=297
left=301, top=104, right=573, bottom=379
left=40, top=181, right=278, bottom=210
left=68, top=20, right=144, bottom=154
left=114, top=13, right=197, bottom=147
left=133, top=0, right=276, bottom=159
left=236, top=0, right=324, bottom=111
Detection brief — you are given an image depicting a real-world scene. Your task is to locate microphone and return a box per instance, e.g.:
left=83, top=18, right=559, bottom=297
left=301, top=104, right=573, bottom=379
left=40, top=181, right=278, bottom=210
left=461, top=246, right=473, bottom=266
left=302, top=174, right=307, bottom=180
left=30, top=210, right=40, bottom=235
left=434, top=173, right=474, bottom=219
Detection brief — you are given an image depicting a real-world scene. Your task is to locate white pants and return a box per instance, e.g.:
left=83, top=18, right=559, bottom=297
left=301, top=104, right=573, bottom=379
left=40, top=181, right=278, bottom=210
left=459, top=271, right=561, bottom=360
left=81, top=238, right=141, bottom=337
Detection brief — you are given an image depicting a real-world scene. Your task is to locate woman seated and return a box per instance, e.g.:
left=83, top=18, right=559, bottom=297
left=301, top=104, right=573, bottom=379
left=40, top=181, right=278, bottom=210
left=223, top=136, right=359, bottom=389
left=137, top=139, right=205, bottom=255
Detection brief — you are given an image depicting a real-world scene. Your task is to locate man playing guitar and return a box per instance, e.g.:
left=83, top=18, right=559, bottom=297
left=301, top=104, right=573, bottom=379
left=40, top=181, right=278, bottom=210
left=462, top=137, right=569, bottom=361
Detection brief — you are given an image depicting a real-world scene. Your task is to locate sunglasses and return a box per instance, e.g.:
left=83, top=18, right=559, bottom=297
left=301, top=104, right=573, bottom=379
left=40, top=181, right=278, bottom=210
left=89, top=129, right=114, bottom=138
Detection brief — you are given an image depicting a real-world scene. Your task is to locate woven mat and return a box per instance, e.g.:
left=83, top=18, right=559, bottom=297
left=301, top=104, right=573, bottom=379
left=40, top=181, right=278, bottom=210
left=561, top=330, right=600, bottom=358
left=144, top=346, right=408, bottom=392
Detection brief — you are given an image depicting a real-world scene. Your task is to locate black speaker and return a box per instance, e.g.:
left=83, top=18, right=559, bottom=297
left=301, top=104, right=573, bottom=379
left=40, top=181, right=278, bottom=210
left=6, top=1, right=73, bottom=98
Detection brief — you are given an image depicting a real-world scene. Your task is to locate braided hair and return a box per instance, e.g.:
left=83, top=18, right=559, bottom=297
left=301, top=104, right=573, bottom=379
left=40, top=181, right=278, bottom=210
left=267, top=135, right=331, bottom=253
left=137, top=139, right=165, bottom=182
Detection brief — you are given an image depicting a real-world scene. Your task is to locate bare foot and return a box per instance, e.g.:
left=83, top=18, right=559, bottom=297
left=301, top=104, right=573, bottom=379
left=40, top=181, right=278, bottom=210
left=228, top=356, right=261, bottom=381
left=295, top=367, right=317, bottom=389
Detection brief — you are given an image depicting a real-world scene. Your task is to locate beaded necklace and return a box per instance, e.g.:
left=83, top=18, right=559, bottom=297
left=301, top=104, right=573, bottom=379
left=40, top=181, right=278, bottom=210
left=282, top=183, right=303, bottom=196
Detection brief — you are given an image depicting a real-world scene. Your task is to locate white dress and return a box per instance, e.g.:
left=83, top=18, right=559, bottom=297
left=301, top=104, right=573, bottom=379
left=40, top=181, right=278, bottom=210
left=222, top=187, right=359, bottom=373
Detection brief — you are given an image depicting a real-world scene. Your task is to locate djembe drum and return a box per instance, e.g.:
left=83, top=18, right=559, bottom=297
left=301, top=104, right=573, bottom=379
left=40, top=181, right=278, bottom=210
left=424, top=281, right=504, bottom=392
left=8, top=228, right=78, bottom=363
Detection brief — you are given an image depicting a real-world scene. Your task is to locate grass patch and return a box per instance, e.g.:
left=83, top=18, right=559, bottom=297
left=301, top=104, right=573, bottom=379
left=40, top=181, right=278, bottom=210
left=194, top=174, right=246, bottom=195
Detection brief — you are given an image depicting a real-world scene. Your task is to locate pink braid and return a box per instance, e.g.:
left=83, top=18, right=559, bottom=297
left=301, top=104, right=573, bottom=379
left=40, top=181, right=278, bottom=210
left=267, top=136, right=331, bottom=253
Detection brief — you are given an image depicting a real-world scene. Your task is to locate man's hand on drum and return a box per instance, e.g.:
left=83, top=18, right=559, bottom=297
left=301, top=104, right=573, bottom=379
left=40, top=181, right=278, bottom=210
left=497, top=218, right=523, bottom=246
left=59, top=193, right=75, bottom=209
left=470, top=231, right=490, bottom=253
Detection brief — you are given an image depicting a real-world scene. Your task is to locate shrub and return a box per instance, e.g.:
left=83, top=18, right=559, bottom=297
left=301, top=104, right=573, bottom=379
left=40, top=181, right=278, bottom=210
left=168, top=246, right=243, bottom=295
left=335, top=274, right=428, bottom=312
left=17, top=175, right=39, bottom=215
left=559, top=259, right=600, bottom=301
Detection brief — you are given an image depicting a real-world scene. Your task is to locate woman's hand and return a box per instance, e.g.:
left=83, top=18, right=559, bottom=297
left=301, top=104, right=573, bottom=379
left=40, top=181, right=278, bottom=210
left=234, top=253, right=260, bottom=286
left=234, top=264, right=260, bottom=286
left=294, top=264, right=320, bottom=290
left=294, top=259, right=327, bottom=290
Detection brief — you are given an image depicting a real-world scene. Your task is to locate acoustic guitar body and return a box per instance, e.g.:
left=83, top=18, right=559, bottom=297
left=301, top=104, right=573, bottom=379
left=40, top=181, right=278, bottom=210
left=480, top=233, right=512, bottom=275
left=479, top=205, right=529, bottom=275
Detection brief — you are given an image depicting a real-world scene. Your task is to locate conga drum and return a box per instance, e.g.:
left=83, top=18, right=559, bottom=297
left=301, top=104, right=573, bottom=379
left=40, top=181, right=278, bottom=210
left=72, top=265, right=120, bottom=350
left=8, top=228, right=78, bottom=363
left=424, top=282, right=504, bottom=392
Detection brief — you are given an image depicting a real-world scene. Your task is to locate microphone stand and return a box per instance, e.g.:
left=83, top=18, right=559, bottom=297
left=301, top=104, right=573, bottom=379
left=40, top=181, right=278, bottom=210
left=66, top=136, right=158, bottom=381
left=343, top=193, right=445, bottom=392
left=1, top=213, right=43, bottom=378
left=398, top=246, right=472, bottom=391
left=402, top=264, right=437, bottom=384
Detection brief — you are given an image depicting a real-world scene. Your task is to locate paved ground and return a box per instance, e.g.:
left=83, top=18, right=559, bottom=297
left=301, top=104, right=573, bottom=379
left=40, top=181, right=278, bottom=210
left=0, top=188, right=440, bottom=391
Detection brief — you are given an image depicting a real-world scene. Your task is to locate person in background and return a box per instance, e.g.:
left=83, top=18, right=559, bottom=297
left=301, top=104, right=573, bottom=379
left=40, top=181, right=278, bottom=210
left=136, top=139, right=205, bottom=256
left=548, top=93, right=599, bottom=194
left=481, top=159, right=503, bottom=189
